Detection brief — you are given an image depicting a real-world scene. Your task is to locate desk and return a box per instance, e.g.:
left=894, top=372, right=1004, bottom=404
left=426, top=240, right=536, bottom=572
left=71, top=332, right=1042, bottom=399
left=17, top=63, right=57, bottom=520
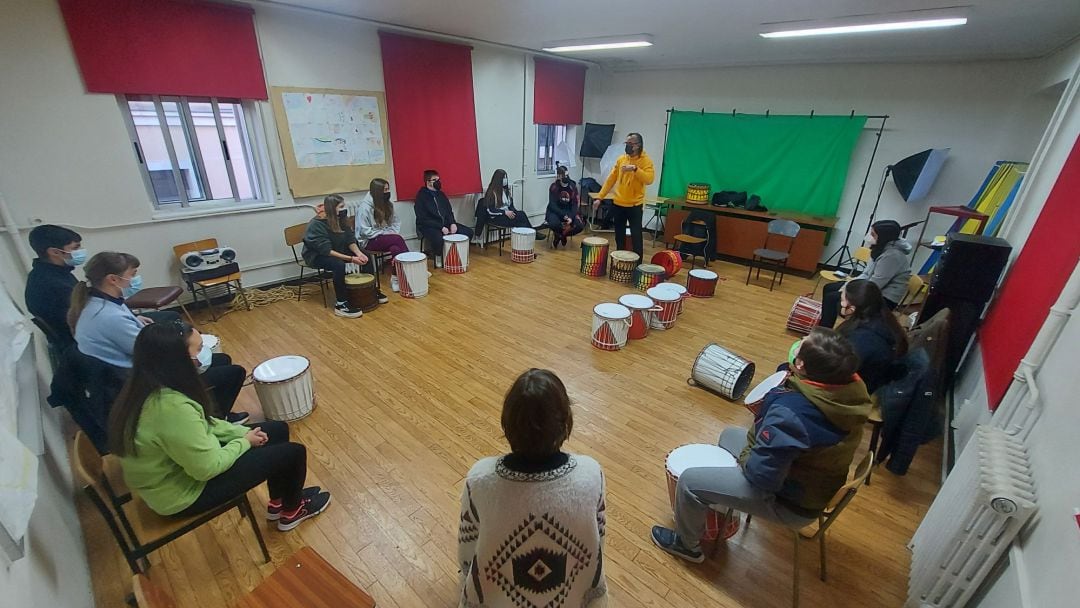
left=235, top=547, right=376, bottom=608
left=662, top=200, right=836, bottom=273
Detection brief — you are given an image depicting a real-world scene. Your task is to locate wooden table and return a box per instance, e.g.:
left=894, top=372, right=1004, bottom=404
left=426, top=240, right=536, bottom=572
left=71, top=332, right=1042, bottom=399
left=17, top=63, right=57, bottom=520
left=661, top=199, right=837, bottom=273
left=235, top=547, right=376, bottom=608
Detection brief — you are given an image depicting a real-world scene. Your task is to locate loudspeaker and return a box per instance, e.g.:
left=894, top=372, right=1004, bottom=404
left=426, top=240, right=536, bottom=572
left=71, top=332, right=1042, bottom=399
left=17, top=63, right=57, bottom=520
left=919, top=233, right=1012, bottom=377
left=579, top=123, right=615, bottom=158
left=926, top=233, right=1012, bottom=302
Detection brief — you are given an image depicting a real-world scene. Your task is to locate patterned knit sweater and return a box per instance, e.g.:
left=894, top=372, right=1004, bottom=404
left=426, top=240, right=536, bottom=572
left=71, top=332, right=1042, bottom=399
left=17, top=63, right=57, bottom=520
left=458, top=453, right=607, bottom=608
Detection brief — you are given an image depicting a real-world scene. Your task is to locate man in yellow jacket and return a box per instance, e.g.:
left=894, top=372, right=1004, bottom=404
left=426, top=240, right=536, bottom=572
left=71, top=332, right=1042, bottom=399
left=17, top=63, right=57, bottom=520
left=596, top=132, right=655, bottom=258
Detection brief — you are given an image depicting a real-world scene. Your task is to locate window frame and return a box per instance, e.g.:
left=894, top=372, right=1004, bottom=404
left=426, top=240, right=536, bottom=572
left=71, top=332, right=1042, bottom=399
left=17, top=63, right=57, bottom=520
left=536, top=124, right=569, bottom=176
left=119, top=95, right=266, bottom=211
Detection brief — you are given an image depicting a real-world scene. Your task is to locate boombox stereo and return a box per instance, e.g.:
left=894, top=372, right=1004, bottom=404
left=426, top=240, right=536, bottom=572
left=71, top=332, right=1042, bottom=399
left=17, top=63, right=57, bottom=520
left=180, top=247, right=237, bottom=272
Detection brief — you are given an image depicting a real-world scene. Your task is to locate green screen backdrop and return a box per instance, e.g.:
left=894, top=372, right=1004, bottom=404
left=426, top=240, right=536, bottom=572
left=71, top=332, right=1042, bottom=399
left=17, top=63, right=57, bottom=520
left=658, top=111, right=867, bottom=217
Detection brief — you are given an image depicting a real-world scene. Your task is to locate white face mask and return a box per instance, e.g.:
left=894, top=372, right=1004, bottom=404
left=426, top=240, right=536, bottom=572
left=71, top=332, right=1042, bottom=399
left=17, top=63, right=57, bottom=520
left=864, top=232, right=877, bottom=246
left=193, top=345, right=212, bottom=373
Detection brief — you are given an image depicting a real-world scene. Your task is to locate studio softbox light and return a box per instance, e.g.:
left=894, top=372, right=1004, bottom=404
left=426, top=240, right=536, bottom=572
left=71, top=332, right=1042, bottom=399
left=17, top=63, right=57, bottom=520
left=580, top=123, right=616, bottom=159
left=891, top=148, right=949, bottom=202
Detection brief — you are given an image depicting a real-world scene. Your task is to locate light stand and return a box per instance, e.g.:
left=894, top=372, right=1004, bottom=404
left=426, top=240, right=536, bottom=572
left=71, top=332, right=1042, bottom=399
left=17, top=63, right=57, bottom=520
left=821, top=115, right=890, bottom=272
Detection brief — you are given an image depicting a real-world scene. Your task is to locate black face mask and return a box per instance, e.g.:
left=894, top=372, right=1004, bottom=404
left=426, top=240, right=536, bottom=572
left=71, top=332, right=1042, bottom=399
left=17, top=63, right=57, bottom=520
left=432, top=179, right=442, bottom=191
left=337, top=210, right=347, bottom=220
left=383, top=192, right=392, bottom=203
left=558, top=176, right=567, bottom=185
left=625, top=143, right=635, bottom=155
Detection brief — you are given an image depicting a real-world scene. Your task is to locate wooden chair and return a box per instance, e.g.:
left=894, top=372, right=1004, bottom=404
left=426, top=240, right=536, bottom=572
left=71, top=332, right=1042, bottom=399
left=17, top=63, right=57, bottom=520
left=284, top=223, right=329, bottom=307
left=672, top=220, right=710, bottom=269
left=815, top=246, right=871, bottom=292
left=173, top=238, right=251, bottom=321
left=741, top=451, right=874, bottom=608
left=746, top=219, right=800, bottom=291
left=73, top=431, right=269, bottom=575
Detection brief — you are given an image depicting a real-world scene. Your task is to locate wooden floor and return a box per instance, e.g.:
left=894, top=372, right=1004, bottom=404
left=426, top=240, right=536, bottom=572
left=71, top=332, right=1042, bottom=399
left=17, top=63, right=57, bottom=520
left=79, top=236, right=941, bottom=608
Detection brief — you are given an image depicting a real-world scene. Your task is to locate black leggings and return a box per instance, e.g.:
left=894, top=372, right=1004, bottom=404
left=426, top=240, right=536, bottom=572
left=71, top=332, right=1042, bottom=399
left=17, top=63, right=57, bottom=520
left=201, top=353, right=245, bottom=417
left=312, top=254, right=374, bottom=302
left=611, top=204, right=644, bottom=258
left=820, top=281, right=898, bottom=328
left=175, top=420, right=306, bottom=515
left=486, top=212, right=532, bottom=229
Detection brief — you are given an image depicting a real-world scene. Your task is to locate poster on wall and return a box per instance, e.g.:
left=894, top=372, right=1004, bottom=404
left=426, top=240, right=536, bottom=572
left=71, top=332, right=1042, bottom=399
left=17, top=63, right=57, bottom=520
left=269, top=86, right=392, bottom=198
left=281, top=92, right=386, bottom=168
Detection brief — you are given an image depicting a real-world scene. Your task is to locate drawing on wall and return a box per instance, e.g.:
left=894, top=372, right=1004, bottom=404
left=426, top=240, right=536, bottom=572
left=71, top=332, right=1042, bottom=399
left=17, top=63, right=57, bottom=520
left=281, top=92, right=386, bottom=169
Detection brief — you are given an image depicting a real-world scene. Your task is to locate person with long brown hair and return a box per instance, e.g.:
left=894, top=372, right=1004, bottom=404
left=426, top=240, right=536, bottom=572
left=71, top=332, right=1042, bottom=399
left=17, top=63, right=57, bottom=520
left=355, top=178, right=409, bottom=292
left=836, top=279, right=909, bottom=394
left=71, top=251, right=249, bottom=422
left=457, top=369, right=607, bottom=606
left=478, top=169, right=542, bottom=233
left=108, top=322, right=330, bottom=529
left=302, top=193, right=383, bottom=317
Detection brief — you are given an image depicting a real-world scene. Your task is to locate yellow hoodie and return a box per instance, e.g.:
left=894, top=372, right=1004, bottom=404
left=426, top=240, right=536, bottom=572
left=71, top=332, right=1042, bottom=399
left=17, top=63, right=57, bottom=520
left=598, top=151, right=655, bottom=207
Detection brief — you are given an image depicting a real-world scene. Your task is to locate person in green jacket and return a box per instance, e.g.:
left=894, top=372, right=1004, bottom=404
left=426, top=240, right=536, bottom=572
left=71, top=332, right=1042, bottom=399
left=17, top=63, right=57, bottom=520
left=108, top=322, right=331, bottom=531
left=302, top=193, right=386, bottom=318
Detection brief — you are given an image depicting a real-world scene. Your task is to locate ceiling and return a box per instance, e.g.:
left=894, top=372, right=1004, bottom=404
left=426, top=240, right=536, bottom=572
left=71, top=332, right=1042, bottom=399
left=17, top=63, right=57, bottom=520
left=266, top=0, right=1080, bottom=70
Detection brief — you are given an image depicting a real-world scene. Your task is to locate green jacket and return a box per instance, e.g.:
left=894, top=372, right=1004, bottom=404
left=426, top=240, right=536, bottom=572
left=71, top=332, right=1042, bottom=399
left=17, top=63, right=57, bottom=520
left=120, top=388, right=250, bottom=515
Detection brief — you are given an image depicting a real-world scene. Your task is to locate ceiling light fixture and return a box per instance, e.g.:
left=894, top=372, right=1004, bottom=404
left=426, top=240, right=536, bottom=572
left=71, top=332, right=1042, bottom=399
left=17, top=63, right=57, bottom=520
left=543, top=34, right=653, bottom=53
left=761, top=17, right=966, bottom=38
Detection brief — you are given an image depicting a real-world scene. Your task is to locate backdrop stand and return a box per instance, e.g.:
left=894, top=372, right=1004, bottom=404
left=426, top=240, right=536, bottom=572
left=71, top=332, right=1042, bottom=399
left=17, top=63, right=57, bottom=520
left=821, top=115, right=890, bottom=272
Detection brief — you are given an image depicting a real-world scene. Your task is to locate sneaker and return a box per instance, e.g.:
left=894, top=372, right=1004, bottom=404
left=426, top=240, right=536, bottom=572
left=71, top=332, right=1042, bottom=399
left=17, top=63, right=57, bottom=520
left=376, top=291, right=389, bottom=304
left=390, top=275, right=400, bottom=293
left=334, top=302, right=362, bottom=318
left=651, top=526, right=705, bottom=563
left=276, top=491, right=332, bottom=531
left=225, top=411, right=250, bottom=424
left=266, top=487, right=322, bottom=520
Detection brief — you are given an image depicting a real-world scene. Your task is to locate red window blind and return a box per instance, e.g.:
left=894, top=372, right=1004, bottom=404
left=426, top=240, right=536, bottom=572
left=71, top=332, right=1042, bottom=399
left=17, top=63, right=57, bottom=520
left=58, top=0, right=267, bottom=100
left=533, top=58, right=586, bottom=125
left=979, top=135, right=1080, bottom=408
left=379, top=32, right=481, bottom=199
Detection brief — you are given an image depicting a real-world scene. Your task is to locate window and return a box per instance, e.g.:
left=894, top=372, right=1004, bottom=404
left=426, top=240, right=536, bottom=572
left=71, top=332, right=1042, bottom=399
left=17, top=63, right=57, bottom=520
left=536, top=124, right=570, bottom=174
left=122, top=96, right=262, bottom=208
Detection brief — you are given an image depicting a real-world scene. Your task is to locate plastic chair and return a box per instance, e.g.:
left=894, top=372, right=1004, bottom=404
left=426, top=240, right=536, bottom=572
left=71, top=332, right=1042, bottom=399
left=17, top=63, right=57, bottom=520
left=897, top=274, right=926, bottom=309
left=740, top=451, right=874, bottom=608
left=73, top=431, right=270, bottom=575
left=173, top=238, right=251, bottom=321
left=747, top=219, right=800, bottom=291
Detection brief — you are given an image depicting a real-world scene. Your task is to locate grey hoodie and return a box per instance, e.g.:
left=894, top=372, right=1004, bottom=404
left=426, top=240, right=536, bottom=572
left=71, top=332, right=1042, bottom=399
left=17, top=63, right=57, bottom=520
left=858, top=239, right=913, bottom=304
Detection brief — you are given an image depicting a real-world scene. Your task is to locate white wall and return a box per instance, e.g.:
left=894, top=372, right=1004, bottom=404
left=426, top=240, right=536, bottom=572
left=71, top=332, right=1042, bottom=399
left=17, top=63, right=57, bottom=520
left=587, top=60, right=1060, bottom=265
left=0, top=0, right=597, bottom=302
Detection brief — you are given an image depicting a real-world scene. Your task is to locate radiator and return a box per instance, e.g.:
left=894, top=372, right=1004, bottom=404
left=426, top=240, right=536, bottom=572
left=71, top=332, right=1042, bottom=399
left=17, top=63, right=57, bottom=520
left=907, top=426, right=1037, bottom=608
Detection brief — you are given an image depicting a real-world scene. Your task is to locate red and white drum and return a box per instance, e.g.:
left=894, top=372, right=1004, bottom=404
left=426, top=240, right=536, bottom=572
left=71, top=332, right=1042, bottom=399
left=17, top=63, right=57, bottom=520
left=618, top=294, right=660, bottom=340
left=591, top=303, right=632, bottom=351
left=394, top=252, right=429, bottom=298
left=646, top=287, right=680, bottom=330
left=442, top=234, right=469, bottom=274
left=743, top=370, right=788, bottom=415
left=511, top=227, right=536, bottom=263
left=654, top=282, right=688, bottom=315
left=686, top=269, right=719, bottom=298
left=665, top=443, right=741, bottom=555
left=786, top=296, right=822, bottom=335
left=651, top=250, right=683, bottom=278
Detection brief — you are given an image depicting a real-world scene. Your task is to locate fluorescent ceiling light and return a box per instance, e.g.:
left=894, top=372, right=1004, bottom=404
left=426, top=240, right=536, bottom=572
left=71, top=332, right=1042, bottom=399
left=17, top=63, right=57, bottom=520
left=761, top=17, right=967, bottom=38
left=543, top=35, right=653, bottom=53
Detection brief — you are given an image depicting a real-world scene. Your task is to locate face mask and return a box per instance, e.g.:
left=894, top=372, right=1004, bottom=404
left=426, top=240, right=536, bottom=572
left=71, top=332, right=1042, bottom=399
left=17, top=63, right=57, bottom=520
left=193, top=344, right=212, bottom=373
left=624, top=143, right=635, bottom=155
left=432, top=179, right=442, bottom=191
left=865, top=232, right=877, bottom=246
left=787, top=339, right=802, bottom=369
left=502, top=178, right=508, bottom=188
left=383, top=192, right=392, bottom=203
left=65, top=248, right=88, bottom=267
left=121, top=274, right=143, bottom=298
left=337, top=209, right=347, bottom=220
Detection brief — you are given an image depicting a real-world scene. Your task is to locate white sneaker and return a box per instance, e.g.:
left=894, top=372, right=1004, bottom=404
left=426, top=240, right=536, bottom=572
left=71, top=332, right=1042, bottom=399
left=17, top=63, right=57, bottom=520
left=390, top=275, right=400, bottom=292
